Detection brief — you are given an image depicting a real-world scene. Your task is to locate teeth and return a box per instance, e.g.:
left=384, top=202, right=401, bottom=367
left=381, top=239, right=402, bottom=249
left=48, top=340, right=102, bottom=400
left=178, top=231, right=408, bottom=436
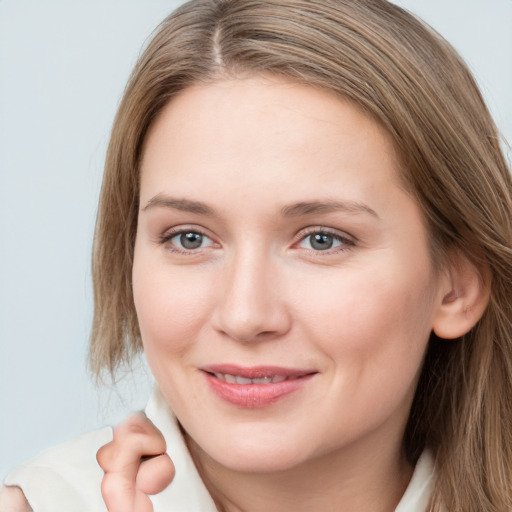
left=235, top=376, right=253, bottom=385
left=252, top=376, right=272, bottom=384
left=213, top=373, right=290, bottom=384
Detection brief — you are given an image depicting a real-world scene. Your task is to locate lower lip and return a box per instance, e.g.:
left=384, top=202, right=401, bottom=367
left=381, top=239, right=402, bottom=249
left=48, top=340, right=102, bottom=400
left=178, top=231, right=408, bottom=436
left=203, top=372, right=315, bottom=408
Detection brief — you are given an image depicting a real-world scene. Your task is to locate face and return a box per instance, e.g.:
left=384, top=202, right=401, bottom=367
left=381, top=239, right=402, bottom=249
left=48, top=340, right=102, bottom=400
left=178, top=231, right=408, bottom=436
left=133, top=76, right=446, bottom=473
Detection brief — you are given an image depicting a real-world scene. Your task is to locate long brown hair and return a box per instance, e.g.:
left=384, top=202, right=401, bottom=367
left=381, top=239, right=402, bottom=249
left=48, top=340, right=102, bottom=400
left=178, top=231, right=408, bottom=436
left=90, top=1, right=512, bottom=509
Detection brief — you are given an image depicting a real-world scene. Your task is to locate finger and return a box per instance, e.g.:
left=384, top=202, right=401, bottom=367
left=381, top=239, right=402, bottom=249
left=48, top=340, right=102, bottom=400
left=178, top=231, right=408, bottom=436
left=97, top=413, right=166, bottom=474
left=101, top=472, right=153, bottom=512
left=97, top=441, right=137, bottom=478
left=97, top=413, right=168, bottom=512
left=112, top=412, right=167, bottom=462
left=136, top=453, right=175, bottom=495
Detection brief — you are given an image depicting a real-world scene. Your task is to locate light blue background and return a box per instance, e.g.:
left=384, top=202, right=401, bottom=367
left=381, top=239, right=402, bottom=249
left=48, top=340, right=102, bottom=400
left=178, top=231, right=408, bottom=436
left=1, top=0, right=511, bottom=481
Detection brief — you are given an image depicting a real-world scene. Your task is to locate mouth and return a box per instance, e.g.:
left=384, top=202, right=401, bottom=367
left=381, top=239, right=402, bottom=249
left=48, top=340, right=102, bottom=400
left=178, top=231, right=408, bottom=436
left=210, top=373, right=288, bottom=384
left=200, top=365, right=317, bottom=408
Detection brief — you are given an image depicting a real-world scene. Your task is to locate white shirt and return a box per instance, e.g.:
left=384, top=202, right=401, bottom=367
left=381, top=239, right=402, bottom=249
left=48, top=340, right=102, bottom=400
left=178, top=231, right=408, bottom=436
left=4, top=387, right=434, bottom=511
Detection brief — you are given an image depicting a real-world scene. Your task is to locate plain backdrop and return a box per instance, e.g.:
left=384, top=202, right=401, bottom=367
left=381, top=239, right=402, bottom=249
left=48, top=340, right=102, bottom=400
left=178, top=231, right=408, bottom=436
left=1, top=0, right=511, bottom=481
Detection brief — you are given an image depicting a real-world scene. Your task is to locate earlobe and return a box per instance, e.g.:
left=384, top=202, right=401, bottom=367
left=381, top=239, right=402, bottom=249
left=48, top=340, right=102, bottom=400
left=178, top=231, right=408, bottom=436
left=432, top=254, right=490, bottom=340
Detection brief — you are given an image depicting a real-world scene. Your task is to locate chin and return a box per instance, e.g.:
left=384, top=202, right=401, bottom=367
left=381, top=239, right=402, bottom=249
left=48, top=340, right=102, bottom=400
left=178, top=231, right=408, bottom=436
left=188, top=429, right=314, bottom=474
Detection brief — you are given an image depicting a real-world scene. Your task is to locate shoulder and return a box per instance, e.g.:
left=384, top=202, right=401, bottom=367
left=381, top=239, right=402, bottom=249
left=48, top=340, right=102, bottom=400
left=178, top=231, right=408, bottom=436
left=3, top=427, right=113, bottom=512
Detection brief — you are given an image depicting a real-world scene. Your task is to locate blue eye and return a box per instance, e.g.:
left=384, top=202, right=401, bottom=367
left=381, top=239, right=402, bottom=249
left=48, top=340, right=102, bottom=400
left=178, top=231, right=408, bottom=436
left=168, top=231, right=213, bottom=250
left=298, top=231, right=352, bottom=252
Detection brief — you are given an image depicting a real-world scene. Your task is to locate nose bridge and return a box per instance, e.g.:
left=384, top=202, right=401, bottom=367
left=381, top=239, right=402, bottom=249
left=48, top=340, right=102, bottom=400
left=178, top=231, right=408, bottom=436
left=214, top=243, right=289, bottom=342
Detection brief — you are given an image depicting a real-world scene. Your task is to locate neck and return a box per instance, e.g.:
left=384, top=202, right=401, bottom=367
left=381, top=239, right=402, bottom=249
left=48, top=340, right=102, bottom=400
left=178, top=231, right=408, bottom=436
left=186, top=431, right=413, bottom=512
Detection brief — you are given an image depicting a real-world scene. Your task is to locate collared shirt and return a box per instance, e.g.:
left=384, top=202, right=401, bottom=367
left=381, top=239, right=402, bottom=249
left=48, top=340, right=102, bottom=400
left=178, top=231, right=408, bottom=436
left=4, top=387, right=434, bottom=511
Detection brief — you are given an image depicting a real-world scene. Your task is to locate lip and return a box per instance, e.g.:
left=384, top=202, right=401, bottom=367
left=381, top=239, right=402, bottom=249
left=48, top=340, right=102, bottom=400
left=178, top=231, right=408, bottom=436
left=200, top=364, right=317, bottom=408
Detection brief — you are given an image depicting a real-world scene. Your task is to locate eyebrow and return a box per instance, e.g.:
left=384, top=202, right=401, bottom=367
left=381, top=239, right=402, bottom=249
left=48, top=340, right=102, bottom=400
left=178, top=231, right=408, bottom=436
left=142, top=194, right=378, bottom=219
left=281, top=200, right=378, bottom=218
left=142, top=195, right=217, bottom=216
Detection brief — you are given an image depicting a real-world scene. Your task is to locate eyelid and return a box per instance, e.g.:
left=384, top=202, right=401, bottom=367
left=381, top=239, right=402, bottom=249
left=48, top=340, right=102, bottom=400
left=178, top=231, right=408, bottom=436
left=292, top=226, right=356, bottom=253
left=158, top=225, right=220, bottom=253
left=156, top=224, right=355, bottom=255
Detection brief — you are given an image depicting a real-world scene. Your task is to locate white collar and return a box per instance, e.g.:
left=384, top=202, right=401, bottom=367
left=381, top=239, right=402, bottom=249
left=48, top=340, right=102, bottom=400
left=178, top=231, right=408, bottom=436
left=395, top=450, right=435, bottom=511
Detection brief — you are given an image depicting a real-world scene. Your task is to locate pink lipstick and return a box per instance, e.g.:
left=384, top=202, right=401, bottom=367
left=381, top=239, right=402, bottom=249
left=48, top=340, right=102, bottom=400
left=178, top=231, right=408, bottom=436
left=201, top=364, right=317, bottom=408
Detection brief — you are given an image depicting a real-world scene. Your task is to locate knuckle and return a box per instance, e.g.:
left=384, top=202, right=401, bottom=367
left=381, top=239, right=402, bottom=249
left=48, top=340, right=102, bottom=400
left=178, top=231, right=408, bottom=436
left=114, top=413, right=148, bottom=440
left=126, top=421, right=149, bottom=436
left=96, top=442, right=113, bottom=469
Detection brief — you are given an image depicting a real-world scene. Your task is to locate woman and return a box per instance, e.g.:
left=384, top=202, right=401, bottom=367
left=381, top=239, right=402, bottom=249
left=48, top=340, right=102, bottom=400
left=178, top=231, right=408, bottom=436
left=2, top=0, right=511, bottom=510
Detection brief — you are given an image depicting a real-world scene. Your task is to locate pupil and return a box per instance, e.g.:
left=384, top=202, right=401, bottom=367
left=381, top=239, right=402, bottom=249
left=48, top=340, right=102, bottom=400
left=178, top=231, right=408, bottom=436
left=311, top=233, right=333, bottom=250
left=181, top=232, right=203, bottom=249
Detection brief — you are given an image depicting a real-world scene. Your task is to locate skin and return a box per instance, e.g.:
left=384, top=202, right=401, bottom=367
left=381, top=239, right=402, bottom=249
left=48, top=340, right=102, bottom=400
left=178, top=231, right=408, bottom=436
left=1, top=76, right=488, bottom=511
left=131, top=75, right=453, bottom=512
left=0, top=487, right=32, bottom=512
left=97, top=413, right=175, bottom=512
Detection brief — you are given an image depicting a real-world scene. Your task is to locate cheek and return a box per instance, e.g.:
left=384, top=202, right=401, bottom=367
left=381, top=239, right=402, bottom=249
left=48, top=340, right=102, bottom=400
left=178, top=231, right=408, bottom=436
left=132, top=255, right=212, bottom=358
left=296, top=263, right=436, bottom=372
left=299, top=269, right=436, bottom=428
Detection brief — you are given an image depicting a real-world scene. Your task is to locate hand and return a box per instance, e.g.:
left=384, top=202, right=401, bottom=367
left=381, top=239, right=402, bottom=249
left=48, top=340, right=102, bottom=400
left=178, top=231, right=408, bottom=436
left=97, top=412, right=175, bottom=512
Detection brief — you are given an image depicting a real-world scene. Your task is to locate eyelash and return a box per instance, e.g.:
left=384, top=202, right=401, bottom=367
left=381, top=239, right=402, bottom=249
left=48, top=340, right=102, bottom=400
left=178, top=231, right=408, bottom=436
left=293, top=227, right=356, bottom=255
left=158, top=227, right=215, bottom=255
left=158, top=227, right=356, bottom=255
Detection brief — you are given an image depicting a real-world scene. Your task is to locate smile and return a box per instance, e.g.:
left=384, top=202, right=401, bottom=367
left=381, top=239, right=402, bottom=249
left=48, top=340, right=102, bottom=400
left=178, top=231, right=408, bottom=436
left=201, top=365, right=317, bottom=408
left=211, top=373, right=288, bottom=384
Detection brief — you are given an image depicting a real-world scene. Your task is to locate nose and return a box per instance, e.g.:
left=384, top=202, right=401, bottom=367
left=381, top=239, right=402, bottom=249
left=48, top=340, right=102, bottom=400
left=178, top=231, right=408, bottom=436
left=212, top=251, right=291, bottom=343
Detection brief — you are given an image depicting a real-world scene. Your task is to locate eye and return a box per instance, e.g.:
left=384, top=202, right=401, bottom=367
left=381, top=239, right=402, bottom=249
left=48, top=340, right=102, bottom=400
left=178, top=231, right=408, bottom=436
left=165, top=230, right=215, bottom=251
left=297, top=229, right=354, bottom=252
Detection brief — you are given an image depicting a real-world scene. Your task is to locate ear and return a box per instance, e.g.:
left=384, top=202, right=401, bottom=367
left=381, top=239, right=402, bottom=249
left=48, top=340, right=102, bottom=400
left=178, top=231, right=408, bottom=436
left=432, top=253, right=490, bottom=340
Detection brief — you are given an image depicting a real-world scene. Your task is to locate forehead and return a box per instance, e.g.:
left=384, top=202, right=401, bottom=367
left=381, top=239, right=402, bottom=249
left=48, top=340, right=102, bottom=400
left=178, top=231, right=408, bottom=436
left=139, top=76, right=404, bottom=202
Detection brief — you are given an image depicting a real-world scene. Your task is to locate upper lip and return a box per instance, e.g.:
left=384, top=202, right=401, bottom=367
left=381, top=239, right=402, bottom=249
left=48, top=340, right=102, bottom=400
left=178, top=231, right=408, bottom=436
left=200, top=364, right=317, bottom=379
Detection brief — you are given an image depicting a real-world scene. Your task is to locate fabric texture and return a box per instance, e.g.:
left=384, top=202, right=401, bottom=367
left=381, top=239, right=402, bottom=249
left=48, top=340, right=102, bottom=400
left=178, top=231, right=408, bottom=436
left=4, top=387, right=434, bottom=511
